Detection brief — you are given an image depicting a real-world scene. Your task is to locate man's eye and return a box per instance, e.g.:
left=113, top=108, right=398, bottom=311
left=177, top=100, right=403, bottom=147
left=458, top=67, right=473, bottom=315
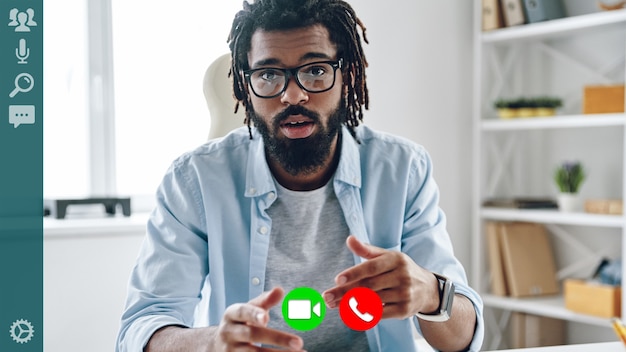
left=305, top=66, right=327, bottom=77
left=258, top=69, right=281, bottom=81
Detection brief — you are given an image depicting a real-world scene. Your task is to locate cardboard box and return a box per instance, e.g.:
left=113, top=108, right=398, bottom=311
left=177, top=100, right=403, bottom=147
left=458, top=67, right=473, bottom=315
left=584, top=199, right=623, bottom=215
left=583, top=85, right=625, bottom=114
left=564, top=279, right=621, bottom=318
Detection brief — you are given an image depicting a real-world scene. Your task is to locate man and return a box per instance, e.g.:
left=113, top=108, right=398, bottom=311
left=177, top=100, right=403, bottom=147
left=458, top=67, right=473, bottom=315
left=116, top=0, right=484, bottom=351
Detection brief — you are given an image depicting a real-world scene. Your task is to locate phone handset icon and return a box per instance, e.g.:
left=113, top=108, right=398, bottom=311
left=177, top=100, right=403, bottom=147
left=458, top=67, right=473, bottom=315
left=349, top=296, right=373, bottom=322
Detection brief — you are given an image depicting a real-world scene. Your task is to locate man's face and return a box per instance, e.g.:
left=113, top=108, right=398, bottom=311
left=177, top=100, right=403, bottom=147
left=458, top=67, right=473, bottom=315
left=246, top=25, right=346, bottom=176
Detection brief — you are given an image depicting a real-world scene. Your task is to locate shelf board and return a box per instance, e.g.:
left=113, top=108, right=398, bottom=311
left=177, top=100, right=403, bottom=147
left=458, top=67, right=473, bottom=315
left=480, top=207, right=624, bottom=227
left=481, top=114, right=626, bottom=131
left=481, top=9, right=626, bottom=43
left=482, top=294, right=612, bottom=327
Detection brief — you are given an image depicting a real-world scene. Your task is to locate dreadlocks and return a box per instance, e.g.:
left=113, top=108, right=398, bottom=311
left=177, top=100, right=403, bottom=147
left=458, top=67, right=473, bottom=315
left=227, top=0, right=369, bottom=141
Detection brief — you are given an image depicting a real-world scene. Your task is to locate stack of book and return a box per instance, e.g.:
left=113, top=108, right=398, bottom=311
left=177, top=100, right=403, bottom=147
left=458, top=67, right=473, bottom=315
left=485, top=221, right=559, bottom=297
left=482, top=0, right=566, bottom=31
left=483, top=197, right=558, bottom=210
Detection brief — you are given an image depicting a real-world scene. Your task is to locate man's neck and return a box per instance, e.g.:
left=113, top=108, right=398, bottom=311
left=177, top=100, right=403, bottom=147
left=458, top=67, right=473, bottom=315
left=268, top=133, right=341, bottom=191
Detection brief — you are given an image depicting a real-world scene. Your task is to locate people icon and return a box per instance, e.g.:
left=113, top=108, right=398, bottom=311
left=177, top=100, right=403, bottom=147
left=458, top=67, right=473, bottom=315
left=8, top=8, right=18, bottom=26
left=8, top=8, right=37, bottom=32
left=26, top=9, right=37, bottom=26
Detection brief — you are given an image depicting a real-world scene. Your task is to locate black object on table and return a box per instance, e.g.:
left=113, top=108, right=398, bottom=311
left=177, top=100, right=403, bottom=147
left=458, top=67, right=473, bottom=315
left=44, top=197, right=131, bottom=219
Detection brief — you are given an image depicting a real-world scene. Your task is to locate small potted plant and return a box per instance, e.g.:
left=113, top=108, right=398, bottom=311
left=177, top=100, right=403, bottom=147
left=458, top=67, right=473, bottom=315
left=516, top=97, right=536, bottom=118
left=494, top=98, right=516, bottom=119
left=535, top=96, right=563, bottom=116
left=554, top=161, right=586, bottom=212
left=494, top=96, right=563, bottom=119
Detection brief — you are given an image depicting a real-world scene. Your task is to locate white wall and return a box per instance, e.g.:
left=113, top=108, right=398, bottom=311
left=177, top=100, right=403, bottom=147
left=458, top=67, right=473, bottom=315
left=351, top=1, right=474, bottom=272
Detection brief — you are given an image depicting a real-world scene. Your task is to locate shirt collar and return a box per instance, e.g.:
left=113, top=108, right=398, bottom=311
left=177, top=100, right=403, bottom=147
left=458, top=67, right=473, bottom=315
left=244, top=125, right=362, bottom=198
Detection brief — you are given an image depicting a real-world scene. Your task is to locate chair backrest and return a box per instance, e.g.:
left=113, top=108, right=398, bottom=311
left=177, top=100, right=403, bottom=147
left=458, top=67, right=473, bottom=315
left=203, top=53, right=246, bottom=139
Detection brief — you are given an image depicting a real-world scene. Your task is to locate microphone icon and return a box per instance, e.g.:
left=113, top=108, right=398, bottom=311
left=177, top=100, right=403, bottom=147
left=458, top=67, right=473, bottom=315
left=16, top=38, right=30, bottom=64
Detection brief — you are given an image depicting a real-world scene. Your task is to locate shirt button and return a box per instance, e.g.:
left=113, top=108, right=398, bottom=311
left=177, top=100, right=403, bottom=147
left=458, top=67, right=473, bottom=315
left=258, top=226, right=268, bottom=235
left=267, top=192, right=276, bottom=200
left=249, top=187, right=256, bottom=195
left=252, top=277, right=261, bottom=286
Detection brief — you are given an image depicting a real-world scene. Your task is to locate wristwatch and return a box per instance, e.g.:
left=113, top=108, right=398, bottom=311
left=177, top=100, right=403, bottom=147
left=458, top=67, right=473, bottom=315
left=415, top=273, right=455, bottom=322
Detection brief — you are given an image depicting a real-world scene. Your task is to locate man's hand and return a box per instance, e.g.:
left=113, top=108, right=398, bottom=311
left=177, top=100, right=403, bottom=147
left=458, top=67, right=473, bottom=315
left=145, top=287, right=305, bottom=352
left=214, top=287, right=305, bottom=351
left=322, top=235, right=440, bottom=319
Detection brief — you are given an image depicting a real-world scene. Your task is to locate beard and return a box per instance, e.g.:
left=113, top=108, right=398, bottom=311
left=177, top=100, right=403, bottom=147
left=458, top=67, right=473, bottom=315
left=248, top=99, right=346, bottom=176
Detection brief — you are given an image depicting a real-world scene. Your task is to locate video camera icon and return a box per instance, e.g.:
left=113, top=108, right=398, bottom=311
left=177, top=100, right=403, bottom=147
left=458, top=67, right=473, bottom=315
left=288, top=299, right=322, bottom=320
left=282, top=287, right=325, bottom=331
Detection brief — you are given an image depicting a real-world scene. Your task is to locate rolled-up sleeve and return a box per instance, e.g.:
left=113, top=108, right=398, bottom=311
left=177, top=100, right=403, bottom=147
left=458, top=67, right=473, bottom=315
left=116, top=160, right=209, bottom=352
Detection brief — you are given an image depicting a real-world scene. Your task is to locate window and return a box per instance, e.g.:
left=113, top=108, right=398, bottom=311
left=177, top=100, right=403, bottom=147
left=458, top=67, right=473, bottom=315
left=44, top=0, right=241, bottom=211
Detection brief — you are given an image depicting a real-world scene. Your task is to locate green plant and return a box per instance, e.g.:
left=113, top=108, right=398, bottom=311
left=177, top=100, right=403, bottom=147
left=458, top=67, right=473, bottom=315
left=554, top=161, right=585, bottom=193
left=494, top=98, right=510, bottom=109
left=493, top=96, right=563, bottom=109
left=535, top=96, right=563, bottom=108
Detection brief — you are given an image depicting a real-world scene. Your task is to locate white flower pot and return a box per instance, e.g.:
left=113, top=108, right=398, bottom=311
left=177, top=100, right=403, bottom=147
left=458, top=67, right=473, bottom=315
left=557, top=193, right=580, bottom=212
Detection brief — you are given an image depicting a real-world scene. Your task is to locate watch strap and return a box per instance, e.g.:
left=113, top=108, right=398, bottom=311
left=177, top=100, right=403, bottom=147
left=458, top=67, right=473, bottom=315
left=415, top=273, right=454, bottom=322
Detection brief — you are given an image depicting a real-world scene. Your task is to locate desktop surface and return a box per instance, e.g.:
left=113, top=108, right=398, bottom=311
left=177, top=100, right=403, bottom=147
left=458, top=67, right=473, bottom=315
left=487, top=341, right=623, bottom=351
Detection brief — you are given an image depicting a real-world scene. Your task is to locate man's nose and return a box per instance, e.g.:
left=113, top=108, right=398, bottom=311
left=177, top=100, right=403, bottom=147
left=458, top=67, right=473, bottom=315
left=280, top=78, right=309, bottom=105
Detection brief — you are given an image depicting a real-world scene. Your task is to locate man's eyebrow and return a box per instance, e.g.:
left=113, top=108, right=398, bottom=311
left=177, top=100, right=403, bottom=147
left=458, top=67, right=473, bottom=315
left=251, top=53, right=334, bottom=68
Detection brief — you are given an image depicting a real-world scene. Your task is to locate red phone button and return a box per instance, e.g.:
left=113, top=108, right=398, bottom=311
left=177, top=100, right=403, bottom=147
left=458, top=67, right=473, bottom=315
left=339, top=287, right=383, bottom=331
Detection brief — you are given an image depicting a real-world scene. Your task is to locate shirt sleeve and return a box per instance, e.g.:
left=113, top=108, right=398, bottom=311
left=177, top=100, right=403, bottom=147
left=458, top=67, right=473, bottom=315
left=402, top=147, right=485, bottom=351
left=116, top=160, right=209, bottom=352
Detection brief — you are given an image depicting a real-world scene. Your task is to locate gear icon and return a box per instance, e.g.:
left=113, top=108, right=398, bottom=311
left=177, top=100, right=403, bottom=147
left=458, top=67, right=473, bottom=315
left=10, top=319, right=34, bottom=344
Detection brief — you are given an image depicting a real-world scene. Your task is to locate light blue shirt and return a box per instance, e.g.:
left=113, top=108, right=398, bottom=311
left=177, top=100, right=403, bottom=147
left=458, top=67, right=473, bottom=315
left=116, top=125, right=484, bottom=351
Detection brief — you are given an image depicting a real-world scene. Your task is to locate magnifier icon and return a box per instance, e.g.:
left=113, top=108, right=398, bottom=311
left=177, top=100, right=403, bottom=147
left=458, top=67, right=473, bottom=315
left=9, top=73, right=34, bottom=98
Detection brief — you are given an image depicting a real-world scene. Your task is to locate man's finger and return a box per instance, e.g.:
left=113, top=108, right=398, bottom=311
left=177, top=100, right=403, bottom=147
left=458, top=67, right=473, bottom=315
left=224, top=303, right=269, bottom=326
left=225, top=287, right=284, bottom=326
left=249, top=287, right=285, bottom=311
left=221, top=322, right=304, bottom=351
left=346, top=235, right=387, bottom=260
left=246, top=325, right=304, bottom=351
left=333, top=253, right=395, bottom=287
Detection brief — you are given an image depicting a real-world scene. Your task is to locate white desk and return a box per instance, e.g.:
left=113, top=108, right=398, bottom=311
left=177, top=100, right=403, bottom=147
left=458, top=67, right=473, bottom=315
left=487, top=341, right=623, bottom=351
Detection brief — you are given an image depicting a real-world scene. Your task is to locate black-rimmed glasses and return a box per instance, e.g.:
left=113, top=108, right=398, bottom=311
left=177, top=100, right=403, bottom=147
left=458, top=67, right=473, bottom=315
left=244, top=59, right=343, bottom=99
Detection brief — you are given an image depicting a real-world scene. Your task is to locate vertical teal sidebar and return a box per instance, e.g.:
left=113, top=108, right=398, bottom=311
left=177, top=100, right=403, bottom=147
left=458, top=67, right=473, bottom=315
left=0, top=0, right=43, bottom=351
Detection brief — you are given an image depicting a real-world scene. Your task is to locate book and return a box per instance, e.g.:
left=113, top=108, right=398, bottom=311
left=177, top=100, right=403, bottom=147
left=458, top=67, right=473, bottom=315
left=501, top=0, right=526, bottom=27
left=482, top=0, right=504, bottom=31
left=509, top=312, right=565, bottom=348
left=485, top=222, right=508, bottom=296
left=498, top=222, right=559, bottom=297
left=522, top=0, right=565, bottom=24
left=482, top=197, right=557, bottom=209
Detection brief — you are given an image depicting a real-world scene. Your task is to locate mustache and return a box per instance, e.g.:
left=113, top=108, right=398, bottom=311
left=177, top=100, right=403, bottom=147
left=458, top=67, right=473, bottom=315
left=273, top=105, right=320, bottom=127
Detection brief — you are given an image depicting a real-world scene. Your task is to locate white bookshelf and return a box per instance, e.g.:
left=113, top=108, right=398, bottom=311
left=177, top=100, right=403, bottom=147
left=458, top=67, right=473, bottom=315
left=472, top=3, right=626, bottom=349
left=481, top=208, right=624, bottom=228
left=481, top=9, right=626, bottom=43
left=481, top=113, right=626, bottom=131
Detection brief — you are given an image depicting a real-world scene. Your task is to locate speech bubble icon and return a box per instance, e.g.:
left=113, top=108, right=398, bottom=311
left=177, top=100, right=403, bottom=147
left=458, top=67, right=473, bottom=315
left=9, top=105, right=35, bottom=128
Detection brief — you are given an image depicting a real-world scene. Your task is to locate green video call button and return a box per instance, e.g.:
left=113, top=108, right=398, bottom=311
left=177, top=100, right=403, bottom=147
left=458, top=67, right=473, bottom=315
left=282, top=287, right=325, bottom=331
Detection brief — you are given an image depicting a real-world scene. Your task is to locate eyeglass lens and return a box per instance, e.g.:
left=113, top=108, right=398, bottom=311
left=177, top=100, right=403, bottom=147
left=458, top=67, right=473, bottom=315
left=248, top=62, right=337, bottom=98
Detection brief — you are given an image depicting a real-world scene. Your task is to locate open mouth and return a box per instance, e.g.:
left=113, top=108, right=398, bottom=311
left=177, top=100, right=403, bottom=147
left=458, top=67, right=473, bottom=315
left=282, top=120, right=314, bottom=127
left=280, top=117, right=315, bottom=139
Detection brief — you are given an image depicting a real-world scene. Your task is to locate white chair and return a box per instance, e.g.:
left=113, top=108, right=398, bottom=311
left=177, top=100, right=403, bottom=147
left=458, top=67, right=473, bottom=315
left=203, top=53, right=246, bottom=139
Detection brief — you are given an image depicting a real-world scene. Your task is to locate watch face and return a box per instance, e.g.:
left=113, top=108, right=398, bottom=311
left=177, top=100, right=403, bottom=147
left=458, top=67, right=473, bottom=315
left=442, top=281, right=455, bottom=314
